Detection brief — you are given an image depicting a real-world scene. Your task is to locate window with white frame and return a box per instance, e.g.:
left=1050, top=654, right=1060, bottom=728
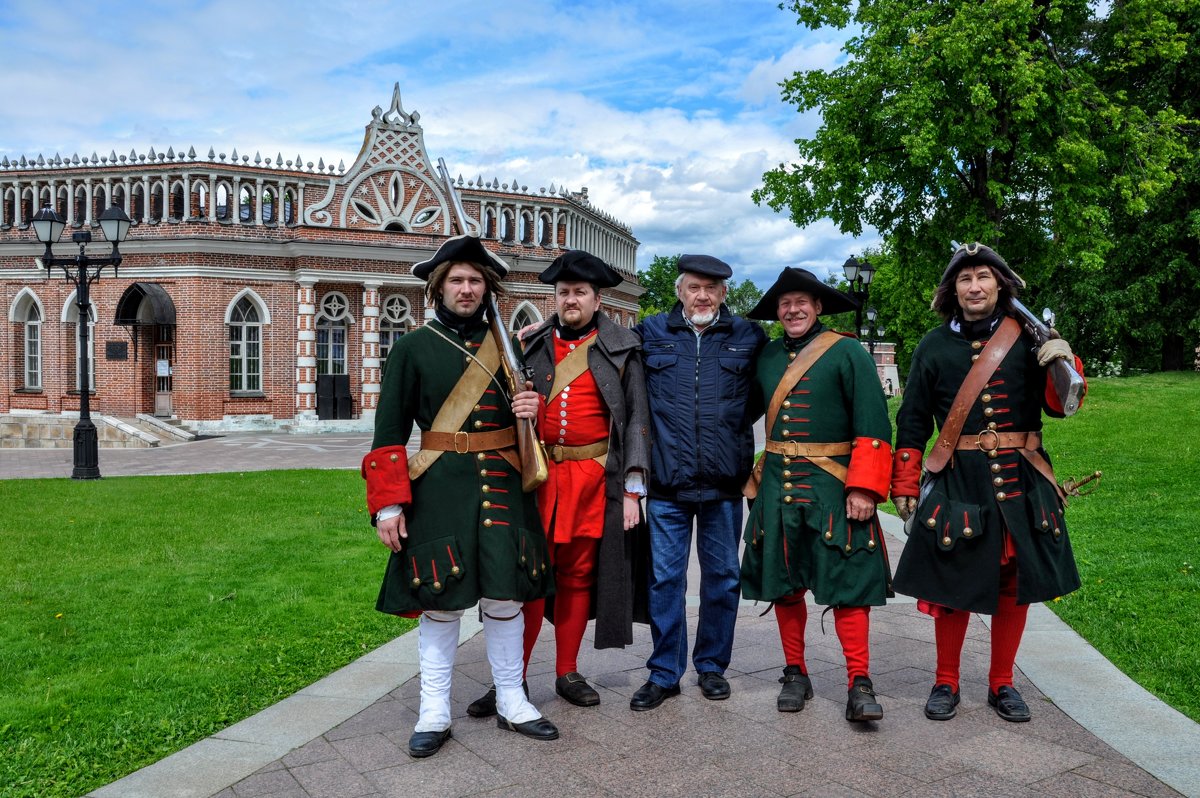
left=379, top=294, right=412, bottom=364
left=316, top=292, right=350, bottom=375
left=509, top=302, right=542, bottom=333
left=229, top=297, right=262, bottom=392
left=24, top=302, right=41, bottom=389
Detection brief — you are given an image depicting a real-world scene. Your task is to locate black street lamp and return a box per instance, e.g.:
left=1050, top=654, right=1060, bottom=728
left=865, top=305, right=878, bottom=357
left=841, top=256, right=876, bottom=337
left=32, top=203, right=133, bottom=479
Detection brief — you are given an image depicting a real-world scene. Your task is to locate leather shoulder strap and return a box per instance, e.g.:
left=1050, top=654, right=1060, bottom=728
left=925, top=316, right=1021, bottom=474
left=764, top=331, right=843, bottom=435
left=407, top=333, right=501, bottom=480
left=548, top=335, right=598, bottom=398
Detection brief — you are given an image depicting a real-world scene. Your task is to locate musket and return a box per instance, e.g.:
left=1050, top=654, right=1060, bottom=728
left=435, top=158, right=548, bottom=492
left=1010, top=297, right=1086, bottom=417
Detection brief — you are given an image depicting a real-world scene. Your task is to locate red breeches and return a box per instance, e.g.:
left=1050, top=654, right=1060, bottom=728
left=521, top=536, right=599, bottom=678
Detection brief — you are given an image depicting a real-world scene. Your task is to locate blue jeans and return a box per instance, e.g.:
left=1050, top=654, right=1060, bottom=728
left=645, top=497, right=743, bottom=687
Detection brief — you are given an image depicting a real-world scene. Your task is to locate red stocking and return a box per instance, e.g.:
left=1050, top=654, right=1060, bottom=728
left=833, top=605, right=871, bottom=687
left=773, top=592, right=808, bottom=671
left=989, top=562, right=1028, bottom=692
left=934, top=609, right=971, bottom=692
left=551, top=537, right=599, bottom=677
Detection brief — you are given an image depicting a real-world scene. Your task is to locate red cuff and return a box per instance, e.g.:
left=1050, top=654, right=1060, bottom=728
left=890, top=447, right=923, bottom=500
left=1044, top=355, right=1087, bottom=414
left=361, top=445, right=413, bottom=515
left=846, top=436, right=892, bottom=501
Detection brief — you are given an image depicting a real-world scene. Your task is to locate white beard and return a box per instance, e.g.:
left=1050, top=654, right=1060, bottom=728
left=688, top=309, right=717, bottom=327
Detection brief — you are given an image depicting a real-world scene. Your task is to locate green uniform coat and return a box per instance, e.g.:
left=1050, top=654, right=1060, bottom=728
left=741, top=325, right=893, bottom=608
left=892, top=320, right=1082, bottom=614
left=372, top=320, right=552, bottom=615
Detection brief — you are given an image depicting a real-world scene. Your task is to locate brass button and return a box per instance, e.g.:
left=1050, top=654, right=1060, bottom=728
left=983, top=407, right=994, bottom=418
left=782, top=400, right=791, bottom=409
left=480, top=469, right=488, bottom=477
left=825, top=532, right=833, bottom=540
left=369, top=461, right=377, bottom=469
left=482, top=484, right=490, bottom=493
left=520, top=555, right=527, bottom=564
left=788, top=352, right=797, bottom=360
left=844, top=543, right=853, bottom=552
left=901, top=452, right=911, bottom=462
left=477, top=452, right=487, bottom=461
left=482, top=500, right=492, bottom=509
left=451, top=566, right=461, bottom=575
left=390, top=453, right=399, bottom=462
left=530, top=569, right=538, bottom=577
left=474, top=404, right=481, bottom=412
left=981, top=393, right=992, bottom=403
left=993, top=477, right=1004, bottom=487
left=542, top=563, right=548, bottom=573
left=987, top=449, right=999, bottom=459
left=483, top=518, right=494, bottom=527
left=782, top=457, right=792, bottom=465
left=971, top=354, right=980, bottom=362
left=783, top=496, right=793, bottom=504
left=784, top=482, right=793, bottom=490
left=987, top=421, right=998, bottom=430
left=782, top=414, right=790, bottom=422
left=991, top=463, right=1001, bottom=473
left=942, top=536, right=952, bottom=546
left=1054, top=527, right=1062, bottom=536
left=433, top=581, right=442, bottom=590
left=963, top=527, right=973, bottom=537
left=411, top=577, right=421, bottom=587
left=926, top=518, right=936, bottom=528
left=782, top=470, right=792, bottom=478
left=474, top=420, right=483, bottom=429
left=996, top=491, right=1007, bottom=501
left=871, top=440, right=880, bottom=449
left=1041, top=520, right=1050, bottom=530
left=851, top=440, right=858, bottom=448
left=782, top=430, right=791, bottom=438
left=971, top=340, right=982, bottom=350
left=867, top=540, right=876, bottom=549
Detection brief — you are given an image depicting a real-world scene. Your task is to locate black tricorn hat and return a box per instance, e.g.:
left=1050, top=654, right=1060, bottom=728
left=938, top=242, right=1026, bottom=289
left=538, top=250, right=623, bottom=288
left=746, top=267, right=859, bottom=321
left=412, top=235, right=510, bottom=281
left=677, top=254, right=733, bottom=279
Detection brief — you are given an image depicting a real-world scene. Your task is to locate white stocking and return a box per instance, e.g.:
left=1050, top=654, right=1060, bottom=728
left=481, top=599, right=541, bottom=724
left=414, top=610, right=461, bottom=732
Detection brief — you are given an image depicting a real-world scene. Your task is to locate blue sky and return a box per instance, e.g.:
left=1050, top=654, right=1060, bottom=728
left=0, top=0, right=877, bottom=288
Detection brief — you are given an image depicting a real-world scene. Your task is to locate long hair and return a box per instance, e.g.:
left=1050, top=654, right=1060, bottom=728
left=424, top=261, right=507, bottom=307
left=931, top=264, right=1021, bottom=321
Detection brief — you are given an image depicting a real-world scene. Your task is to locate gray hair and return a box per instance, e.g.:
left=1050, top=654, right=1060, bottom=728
left=675, top=273, right=728, bottom=291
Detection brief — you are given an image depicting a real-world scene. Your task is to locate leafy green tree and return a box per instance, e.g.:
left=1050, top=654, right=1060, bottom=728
left=756, top=0, right=1192, bottom=369
left=636, top=254, right=679, bottom=319
left=725, top=279, right=764, bottom=318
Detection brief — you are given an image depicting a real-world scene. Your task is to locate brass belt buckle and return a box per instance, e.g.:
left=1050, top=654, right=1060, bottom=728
left=975, top=429, right=1000, bottom=452
left=454, top=431, right=471, bottom=454
left=782, top=440, right=801, bottom=457
left=550, top=445, right=565, bottom=463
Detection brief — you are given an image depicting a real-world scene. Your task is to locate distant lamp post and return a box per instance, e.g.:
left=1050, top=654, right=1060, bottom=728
left=865, top=305, right=879, bottom=357
left=32, top=203, right=133, bottom=479
left=841, top=256, right=876, bottom=336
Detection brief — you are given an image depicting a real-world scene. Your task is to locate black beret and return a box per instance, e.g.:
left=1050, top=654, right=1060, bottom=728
left=939, top=242, right=1026, bottom=289
left=677, top=254, right=733, bottom=279
left=538, top=250, right=623, bottom=288
left=746, top=267, right=858, bottom=320
left=412, top=235, right=510, bottom=281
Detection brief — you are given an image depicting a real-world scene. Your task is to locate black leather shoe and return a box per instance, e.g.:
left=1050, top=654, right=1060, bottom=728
left=924, top=683, right=961, bottom=721
left=467, top=680, right=528, bottom=718
left=497, top=714, right=560, bottom=740
left=845, top=676, right=884, bottom=722
left=407, top=727, right=451, bottom=757
left=777, top=666, right=813, bottom=712
left=629, top=680, right=680, bottom=711
left=698, top=671, right=731, bottom=700
left=989, top=685, right=1031, bottom=722
left=555, top=672, right=600, bottom=707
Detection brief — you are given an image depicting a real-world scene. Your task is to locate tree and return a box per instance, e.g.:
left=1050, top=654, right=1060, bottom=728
left=636, top=254, right=679, bottom=319
left=725, top=279, right=764, bottom=318
left=756, top=0, right=1193, bottom=369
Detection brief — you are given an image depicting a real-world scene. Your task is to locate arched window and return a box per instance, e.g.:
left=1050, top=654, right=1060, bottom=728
left=130, top=185, right=144, bottom=222
left=170, top=183, right=185, bottom=220
left=316, top=292, right=351, bottom=375
left=196, top=183, right=208, bottom=218
left=217, top=184, right=231, bottom=220
left=229, top=297, right=262, bottom=392
left=484, top=208, right=497, bottom=238
left=22, top=300, right=41, bottom=386
left=379, top=294, right=413, bottom=364
left=509, top=301, right=542, bottom=333
left=283, top=189, right=295, bottom=225
left=63, top=297, right=97, bottom=391
left=262, top=188, right=275, bottom=223
left=239, top=186, right=254, bottom=222
left=538, top=213, right=552, bottom=246
left=520, top=211, right=533, bottom=244
left=501, top=210, right=514, bottom=242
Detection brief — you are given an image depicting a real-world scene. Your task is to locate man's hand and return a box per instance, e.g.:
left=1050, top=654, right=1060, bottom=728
left=511, top=381, right=541, bottom=420
left=516, top=322, right=540, bottom=341
left=845, top=489, right=876, bottom=521
left=894, top=496, right=917, bottom=522
left=377, top=513, right=407, bottom=552
left=1037, top=332, right=1073, bottom=366
left=622, top=494, right=641, bottom=531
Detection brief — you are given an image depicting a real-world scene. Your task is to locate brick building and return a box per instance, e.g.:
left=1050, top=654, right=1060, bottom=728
left=0, top=85, right=641, bottom=437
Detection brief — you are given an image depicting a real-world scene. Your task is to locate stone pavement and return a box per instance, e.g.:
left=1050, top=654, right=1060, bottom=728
left=5, top=434, right=1197, bottom=797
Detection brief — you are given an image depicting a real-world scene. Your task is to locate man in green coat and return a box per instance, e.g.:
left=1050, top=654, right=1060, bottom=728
left=741, top=267, right=894, bottom=722
left=363, top=235, right=558, bottom=757
left=890, top=242, right=1085, bottom=723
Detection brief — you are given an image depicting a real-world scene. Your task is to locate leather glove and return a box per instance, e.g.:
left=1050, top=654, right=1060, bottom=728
left=894, top=496, right=917, bottom=522
left=1036, top=336, right=1073, bottom=367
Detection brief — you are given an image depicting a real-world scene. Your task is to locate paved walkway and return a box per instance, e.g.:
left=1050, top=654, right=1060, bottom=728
left=5, top=434, right=1197, bottom=797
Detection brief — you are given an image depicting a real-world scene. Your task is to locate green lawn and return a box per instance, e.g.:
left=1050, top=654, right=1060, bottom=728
left=0, top=470, right=411, bottom=798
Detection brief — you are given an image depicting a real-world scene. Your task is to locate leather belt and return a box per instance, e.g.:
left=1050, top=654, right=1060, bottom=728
left=954, top=430, right=1042, bottom=452
left=548, top=440, right=609, bottom=463
left=420, top=427, right=516, bottom=454
left=764, top=440, right=853, bottom=457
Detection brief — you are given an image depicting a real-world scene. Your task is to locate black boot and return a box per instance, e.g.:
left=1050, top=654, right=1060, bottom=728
left=467, top=680, right=528, bottom=718
left=777, top=665, right=813, bottom=712
left=845, top=675, right=883, bottom=722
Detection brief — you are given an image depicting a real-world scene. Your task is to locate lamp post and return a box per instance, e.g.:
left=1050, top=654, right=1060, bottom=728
left=841, top=256, right=876, bottom=336
left=865, top=305, right=878, bottom=357
left=32, top=203, right=132, bottom=479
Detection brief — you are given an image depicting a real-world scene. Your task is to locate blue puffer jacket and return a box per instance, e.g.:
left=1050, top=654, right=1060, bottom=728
left=636, top=302, right=767, bottom=502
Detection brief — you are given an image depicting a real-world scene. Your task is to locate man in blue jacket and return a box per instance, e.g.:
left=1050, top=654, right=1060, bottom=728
left=630, top=255, right=767, bottom=710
